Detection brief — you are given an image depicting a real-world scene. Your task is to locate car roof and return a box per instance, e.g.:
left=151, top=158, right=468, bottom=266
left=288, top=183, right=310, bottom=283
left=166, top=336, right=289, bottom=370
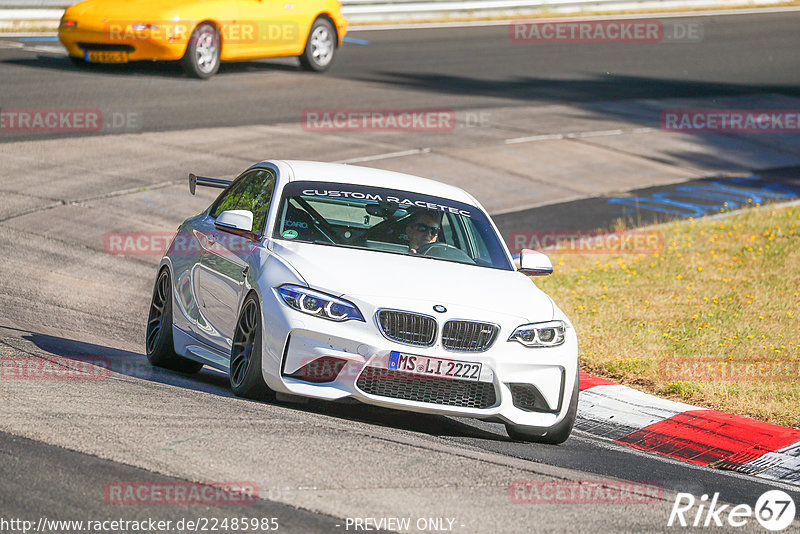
left=272, top=160, right=477, bottom=206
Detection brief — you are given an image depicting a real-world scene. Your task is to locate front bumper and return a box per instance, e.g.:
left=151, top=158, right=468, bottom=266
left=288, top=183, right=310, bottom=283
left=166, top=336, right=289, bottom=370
left=260, top=296, right=579, bottom=428
left=59, top=26, right=188, bottom=61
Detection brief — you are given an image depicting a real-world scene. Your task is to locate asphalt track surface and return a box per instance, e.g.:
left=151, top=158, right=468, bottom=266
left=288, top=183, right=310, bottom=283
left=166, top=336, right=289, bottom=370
left=2, top=329, right=799, bottom=530
left=0, top=11, right=799, bottom=140
left=1, top=430, right=345, bottom=532
left=1, top=10, right=800, bottom=533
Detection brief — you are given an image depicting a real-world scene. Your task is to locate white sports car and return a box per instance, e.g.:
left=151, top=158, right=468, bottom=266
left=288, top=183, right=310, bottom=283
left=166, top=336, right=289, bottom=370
left=146, top=160, right=579, bottom=443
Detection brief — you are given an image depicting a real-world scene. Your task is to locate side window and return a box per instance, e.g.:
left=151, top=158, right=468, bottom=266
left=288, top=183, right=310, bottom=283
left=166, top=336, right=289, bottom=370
left=440, top=213, right=460, bottom=248
left=462, top=217, right=494, bottom=265
left=210, top=175, right=250, bottom=218
left=445, top=213, right=469, bottom=251
left=209, top=169, right=276, bottom=235
left=246, top=169, right=276, bottom=234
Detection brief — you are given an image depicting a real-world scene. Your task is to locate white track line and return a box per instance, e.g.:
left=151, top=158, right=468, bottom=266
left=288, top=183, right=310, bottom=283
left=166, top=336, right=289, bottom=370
left=333, top=126, right=657, bottom=165
left=505, top=127, right=655, bottom=144
left=334, top=148, right=432, bottom=164
left=26, top=45, right=66, bottom=55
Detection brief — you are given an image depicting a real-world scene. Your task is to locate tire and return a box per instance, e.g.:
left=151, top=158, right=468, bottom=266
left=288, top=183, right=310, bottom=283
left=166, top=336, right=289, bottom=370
left=299, top=18, right=336, bottom=72
left=180, top=22, right=220, bottom=79
left=230, top=294, right=274, bottom=400
left=505, top=369, right=579, bottom=444
left=146, top=268, right=204, bottom=373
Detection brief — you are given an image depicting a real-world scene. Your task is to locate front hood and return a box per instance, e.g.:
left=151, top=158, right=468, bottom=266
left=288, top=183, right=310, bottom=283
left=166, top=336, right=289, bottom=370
left=271, top=241, right=554, bottom=323
left=65, top=0, right=201, bottom=21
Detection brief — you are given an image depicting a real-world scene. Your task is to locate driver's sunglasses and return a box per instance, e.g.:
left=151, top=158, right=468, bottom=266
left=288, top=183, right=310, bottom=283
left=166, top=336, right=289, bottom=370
left=413, top=223, right=440, bottom=236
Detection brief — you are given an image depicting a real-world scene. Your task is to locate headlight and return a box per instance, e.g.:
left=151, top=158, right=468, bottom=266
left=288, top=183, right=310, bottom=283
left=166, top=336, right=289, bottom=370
left=508, top=320, right=566, bottom=347
left=60, top=20, right=77, bottom=28
left=275, top=285, right=364, bottom=322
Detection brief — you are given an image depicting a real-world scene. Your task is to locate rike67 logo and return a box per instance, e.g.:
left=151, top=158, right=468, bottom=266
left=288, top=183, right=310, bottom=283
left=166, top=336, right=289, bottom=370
left=668, top=490, right=796, bottom=531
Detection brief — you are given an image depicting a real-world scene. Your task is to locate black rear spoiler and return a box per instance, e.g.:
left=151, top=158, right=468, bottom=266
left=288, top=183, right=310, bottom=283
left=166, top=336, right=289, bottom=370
left=189, top=173, right=232, bottom=195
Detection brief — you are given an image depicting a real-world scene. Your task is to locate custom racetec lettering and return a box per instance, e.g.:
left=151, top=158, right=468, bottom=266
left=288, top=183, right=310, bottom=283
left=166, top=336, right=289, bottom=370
left=299, top=188, right=472, bottom=217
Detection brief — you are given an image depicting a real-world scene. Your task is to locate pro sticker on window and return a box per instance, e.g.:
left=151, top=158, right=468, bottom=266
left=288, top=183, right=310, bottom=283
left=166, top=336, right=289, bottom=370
left=282, top=229, right=298, bottom=239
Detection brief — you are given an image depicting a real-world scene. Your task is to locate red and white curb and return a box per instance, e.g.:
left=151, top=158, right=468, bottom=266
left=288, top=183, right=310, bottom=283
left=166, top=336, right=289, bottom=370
left=576, top=372, right=800, bottom=486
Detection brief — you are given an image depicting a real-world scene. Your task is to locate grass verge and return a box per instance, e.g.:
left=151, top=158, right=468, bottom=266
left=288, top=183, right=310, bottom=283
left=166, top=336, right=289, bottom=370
left=537, top=203, right=800, bottom=428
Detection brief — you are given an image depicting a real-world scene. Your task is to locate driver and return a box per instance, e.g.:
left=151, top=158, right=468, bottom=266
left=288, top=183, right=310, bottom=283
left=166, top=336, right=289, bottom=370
left=405, top=209, right=441, bottom=253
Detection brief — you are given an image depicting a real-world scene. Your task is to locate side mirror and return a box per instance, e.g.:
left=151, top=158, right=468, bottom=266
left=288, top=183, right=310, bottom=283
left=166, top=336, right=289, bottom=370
left=215, top=210, right=254, bottom=233
left=518, top=249, right=553, bottom=276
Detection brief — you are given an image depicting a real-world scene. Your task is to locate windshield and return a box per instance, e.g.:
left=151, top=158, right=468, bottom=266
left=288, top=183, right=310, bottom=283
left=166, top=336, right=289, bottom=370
left=272, top=181, right=513, bottom=271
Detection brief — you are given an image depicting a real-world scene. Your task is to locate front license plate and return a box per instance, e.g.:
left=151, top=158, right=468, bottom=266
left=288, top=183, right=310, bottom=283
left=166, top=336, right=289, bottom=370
left=388, top=351, right=482, bottom=382
left=85, top=50, right=128, bottom=63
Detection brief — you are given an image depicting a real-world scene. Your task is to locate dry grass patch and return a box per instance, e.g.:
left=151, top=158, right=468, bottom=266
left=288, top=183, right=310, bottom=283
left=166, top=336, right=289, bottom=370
left=537, top=203, right=800, bottom=428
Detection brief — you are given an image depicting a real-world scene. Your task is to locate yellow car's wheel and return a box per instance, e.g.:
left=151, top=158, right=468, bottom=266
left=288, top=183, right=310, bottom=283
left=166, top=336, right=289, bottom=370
left=181, top=22, right=220, bottom=79
left=299, top=18, right=336, bottom=72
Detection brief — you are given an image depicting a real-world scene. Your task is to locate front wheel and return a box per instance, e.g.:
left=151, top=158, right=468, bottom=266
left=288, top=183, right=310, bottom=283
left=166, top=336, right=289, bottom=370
left=146, top=268, right=204, bottom=373
left=299, top=18, right=336, bottom=72
left=505, top=370, right=579, bottom=444
left=230, top=294, right=274, bottom=400
left=180, top=22, right=220, bottom=79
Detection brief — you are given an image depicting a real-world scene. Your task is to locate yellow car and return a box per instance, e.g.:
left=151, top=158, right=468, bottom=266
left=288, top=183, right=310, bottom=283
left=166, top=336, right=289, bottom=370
left=58, top=0, right=348, bottom=78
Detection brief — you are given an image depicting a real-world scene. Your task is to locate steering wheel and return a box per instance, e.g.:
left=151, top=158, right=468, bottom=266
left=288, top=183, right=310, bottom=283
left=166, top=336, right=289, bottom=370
left=416, top=242, right=476, bottom=264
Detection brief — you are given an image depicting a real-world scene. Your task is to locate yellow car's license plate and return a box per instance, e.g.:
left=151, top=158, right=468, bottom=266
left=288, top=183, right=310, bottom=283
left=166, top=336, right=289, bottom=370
left=85, top=50, right=128, bottom=63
